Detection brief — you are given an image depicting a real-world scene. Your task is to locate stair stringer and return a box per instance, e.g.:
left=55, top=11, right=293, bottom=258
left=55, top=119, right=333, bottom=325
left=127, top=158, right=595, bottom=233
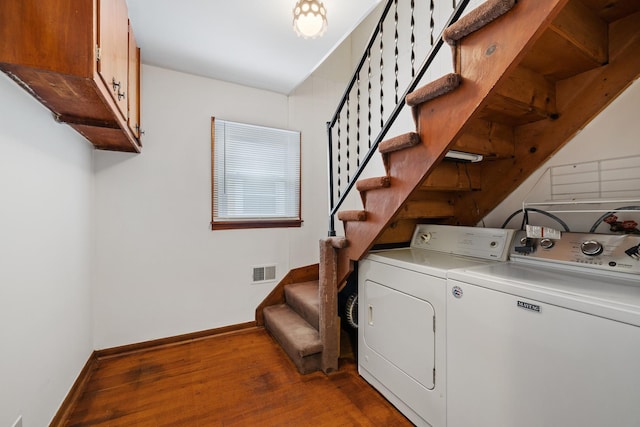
left=338, top=0, right=570, bottom=279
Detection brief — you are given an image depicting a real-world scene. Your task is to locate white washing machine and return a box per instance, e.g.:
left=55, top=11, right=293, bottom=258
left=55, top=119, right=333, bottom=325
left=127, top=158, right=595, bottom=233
left=358, top=224, right=515, bottom=427
left=446, top=231, right=640, bottom=427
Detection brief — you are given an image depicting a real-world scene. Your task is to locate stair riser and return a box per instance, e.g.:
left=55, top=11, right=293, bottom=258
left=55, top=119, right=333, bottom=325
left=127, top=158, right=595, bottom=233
left=263, top=304, right=323, bottom=375
left=284, top=283, right=320, bottom=331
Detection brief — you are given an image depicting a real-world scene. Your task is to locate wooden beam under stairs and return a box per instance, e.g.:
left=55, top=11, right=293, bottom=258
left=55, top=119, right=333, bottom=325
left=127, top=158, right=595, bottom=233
left=394, top=195, right=456, bottom=220
left=420, top=162, right=482, bottom=191
left=451, top=8, right=640, bottom=225
left=450, top=118, right=515, bottom=158
left=482, top=65, right=559, bottom=125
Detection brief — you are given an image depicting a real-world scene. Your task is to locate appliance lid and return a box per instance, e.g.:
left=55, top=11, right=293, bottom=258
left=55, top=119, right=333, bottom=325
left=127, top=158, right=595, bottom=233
left=448, top=261, right=640, bottom=327
left=365, top=248, right=494, bottom=277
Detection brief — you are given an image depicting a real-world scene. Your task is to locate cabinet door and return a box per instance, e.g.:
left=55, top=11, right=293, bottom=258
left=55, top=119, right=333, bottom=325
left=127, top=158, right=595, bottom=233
left=98, top=0, right=129, bottom=119
left=128, top=21, right=141, bottom=139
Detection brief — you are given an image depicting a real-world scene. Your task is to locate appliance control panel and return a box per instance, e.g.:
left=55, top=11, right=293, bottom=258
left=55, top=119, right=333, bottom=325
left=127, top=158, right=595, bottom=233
left=410, top=224, right=515, bottom=261
left=511, top=230, right=640, bottom=275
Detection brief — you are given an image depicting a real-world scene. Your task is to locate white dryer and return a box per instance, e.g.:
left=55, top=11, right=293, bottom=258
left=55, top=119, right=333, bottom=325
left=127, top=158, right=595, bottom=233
left=358, top=224, right=515, bottom=427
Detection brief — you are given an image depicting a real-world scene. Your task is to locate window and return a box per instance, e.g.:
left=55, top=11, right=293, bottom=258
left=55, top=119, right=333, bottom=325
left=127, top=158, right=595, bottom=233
left=211, top=118, right=302, bottom=230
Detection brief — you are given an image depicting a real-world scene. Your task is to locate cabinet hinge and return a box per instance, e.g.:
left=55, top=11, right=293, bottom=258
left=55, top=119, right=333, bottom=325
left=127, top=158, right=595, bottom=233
left=96, top=45, right=101, bottom=62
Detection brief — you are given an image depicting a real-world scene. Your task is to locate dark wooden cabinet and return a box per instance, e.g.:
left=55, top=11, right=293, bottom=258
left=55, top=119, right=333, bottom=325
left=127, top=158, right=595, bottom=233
left=98, top=0, right=130, bottom=121
left=0, top=0, right=142, bottom=153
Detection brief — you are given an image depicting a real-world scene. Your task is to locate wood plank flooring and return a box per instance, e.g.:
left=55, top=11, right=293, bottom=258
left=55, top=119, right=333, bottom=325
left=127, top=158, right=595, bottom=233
left=65, top=328, right=412, bottom=426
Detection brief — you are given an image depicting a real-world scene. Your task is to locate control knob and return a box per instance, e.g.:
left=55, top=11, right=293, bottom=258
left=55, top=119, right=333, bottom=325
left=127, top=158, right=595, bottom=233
left=581, top=240, right=603, bottom=256
left=540, top=238, right=555, bottom=249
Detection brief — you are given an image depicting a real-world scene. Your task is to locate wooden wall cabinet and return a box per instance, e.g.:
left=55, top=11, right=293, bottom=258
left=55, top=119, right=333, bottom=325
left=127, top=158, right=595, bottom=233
left=0, top=0, right=142, bottom=153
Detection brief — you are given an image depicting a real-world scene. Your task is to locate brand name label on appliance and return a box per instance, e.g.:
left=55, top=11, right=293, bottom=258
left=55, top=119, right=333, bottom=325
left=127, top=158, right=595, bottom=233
left=517, top=301, right=541, bottom=313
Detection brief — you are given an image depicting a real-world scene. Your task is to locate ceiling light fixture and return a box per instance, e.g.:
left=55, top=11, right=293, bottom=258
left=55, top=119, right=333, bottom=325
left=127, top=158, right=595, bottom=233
left=293, top=0, right=328, bottom=39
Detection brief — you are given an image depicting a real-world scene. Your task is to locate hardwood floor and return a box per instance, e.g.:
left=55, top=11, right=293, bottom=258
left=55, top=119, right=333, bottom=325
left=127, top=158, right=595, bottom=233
left=65, top=328, right=413, bottom=426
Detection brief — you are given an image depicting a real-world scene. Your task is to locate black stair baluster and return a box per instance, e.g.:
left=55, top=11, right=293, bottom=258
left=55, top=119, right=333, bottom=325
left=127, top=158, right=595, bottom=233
left=380, top=19, right=384, bottom=129
left=394, top=0, right=399, bottom=105
left=411, top=0, right=416, bottom=78
left=367, top=48, right=372, bottom=149
left=430, top=0, right=435, bottom=46
left=357, top=75, right=361, bottom=168
left=337, top=116, right=341, bottom=198
left=346, top=97, right=351, bottom=184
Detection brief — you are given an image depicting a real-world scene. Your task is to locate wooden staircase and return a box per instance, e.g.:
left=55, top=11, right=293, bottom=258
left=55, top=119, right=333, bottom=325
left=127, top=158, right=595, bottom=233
left=257, top=0, right=640, bottom=375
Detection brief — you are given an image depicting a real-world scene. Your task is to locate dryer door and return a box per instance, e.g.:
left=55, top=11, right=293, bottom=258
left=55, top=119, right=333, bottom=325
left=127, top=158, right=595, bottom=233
left=363, top=279, right=435, bottom=389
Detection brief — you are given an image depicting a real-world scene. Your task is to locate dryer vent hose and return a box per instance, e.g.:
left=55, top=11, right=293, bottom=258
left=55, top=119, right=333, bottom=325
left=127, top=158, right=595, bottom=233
left=345, top=294, right=358, bottom=329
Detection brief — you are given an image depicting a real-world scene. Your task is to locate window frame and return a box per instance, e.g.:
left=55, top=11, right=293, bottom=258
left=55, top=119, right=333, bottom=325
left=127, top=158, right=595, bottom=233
left=211, top=117, right=303, bottom=231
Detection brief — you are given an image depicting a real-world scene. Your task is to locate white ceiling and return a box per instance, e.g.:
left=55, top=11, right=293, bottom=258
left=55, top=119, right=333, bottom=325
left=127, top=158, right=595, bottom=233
left=125, top=0, right=383, bottom=94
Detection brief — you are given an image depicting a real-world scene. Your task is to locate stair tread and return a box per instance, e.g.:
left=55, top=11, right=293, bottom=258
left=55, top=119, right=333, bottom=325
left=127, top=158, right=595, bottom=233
left=443, top=0, right=516, bottom=45
left=263, top=304, right=322, bottom=357
left=406, top=73, right=462, bottom=107
left=356, top=176, right=391, bottom=192
left=337, top=210, right=367, bottom=222
left=326, top=236, right=349, bottom=249
left=378, top=132, right=420, bottom=154
left=285, top=281, right=320, bottom=330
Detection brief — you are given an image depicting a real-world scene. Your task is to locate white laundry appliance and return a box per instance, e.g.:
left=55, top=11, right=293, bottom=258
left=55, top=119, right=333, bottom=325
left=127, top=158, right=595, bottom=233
left=358, top=224, right=515, bottom=427
left=446, top=230, right=640, bottom=427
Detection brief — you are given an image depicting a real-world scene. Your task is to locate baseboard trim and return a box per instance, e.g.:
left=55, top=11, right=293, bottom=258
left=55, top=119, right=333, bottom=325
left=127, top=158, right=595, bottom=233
left=49, top=351, right=98, bottom=427
left=95, top=321, right=258, bottom=359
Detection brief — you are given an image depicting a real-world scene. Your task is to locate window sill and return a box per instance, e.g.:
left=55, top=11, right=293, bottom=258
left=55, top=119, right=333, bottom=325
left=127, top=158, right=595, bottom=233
left=211, top=219, right=303, bottom=231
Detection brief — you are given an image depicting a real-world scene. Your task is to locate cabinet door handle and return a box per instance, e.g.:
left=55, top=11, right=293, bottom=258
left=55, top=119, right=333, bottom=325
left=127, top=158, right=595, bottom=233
left=111, top=77, right=121, bottom=92
left=368, top=305, right=374, bottom=326
left=117, top=90, right=126, bottom=101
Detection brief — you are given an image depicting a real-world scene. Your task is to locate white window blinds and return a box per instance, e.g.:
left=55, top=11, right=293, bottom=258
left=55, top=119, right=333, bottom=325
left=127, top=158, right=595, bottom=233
left=212, top=118, right=301, bottom=226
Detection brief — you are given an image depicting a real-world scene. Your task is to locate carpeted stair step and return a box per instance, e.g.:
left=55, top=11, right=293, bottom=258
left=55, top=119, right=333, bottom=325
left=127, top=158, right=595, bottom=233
left=326, top=236, right=348, bottom=249
left=337, top=210, right=367, bottom=222
left=378, top=132, right=420, bottom=154
left=263, top=303, right=323, bottom=374
left=356, top=176, right=391, bottom=192
left=443, top=0, right=516, bottom=46
left=284, top=281, right=320, bottom=330
left=406, top=73, right=462, bottom=107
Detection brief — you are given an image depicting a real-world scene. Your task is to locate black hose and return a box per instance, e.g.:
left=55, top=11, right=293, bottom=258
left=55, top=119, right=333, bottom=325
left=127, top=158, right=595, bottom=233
left=501, top=208, right=571, bottom=232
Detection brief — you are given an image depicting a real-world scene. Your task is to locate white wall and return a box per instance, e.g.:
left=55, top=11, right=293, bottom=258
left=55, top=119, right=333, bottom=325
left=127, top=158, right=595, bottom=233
left=92, top=64, right=354, bottom=349
left=0, top=74, right=94, bottom=426
left=92, top=0, right=390, bottom=349
left=483, top=79, right=640, bottom=232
